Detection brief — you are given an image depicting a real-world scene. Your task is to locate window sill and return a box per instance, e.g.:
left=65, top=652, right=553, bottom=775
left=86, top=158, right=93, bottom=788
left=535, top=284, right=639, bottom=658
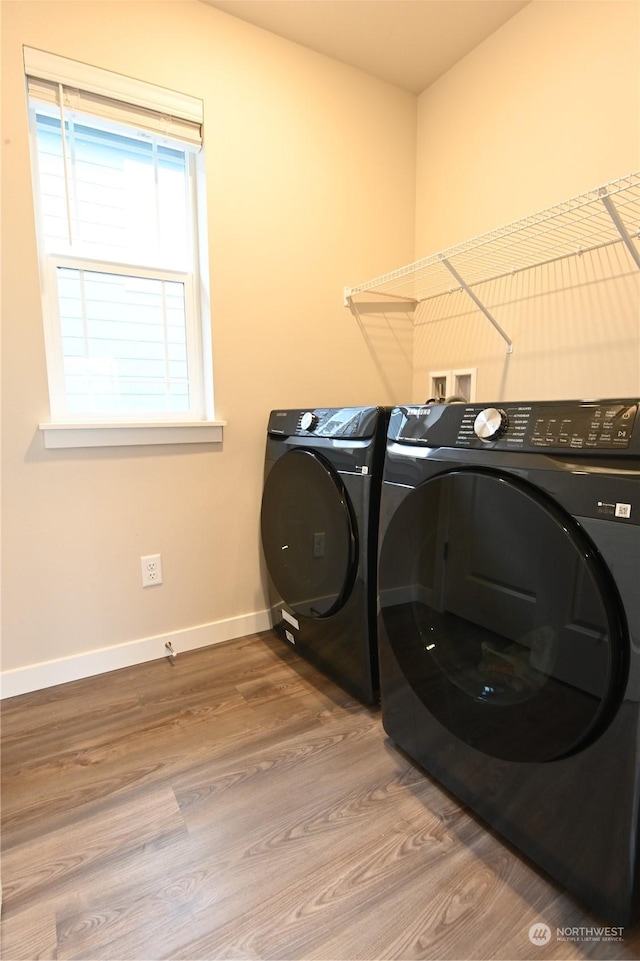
left=39, top=421, right=226, bottom=449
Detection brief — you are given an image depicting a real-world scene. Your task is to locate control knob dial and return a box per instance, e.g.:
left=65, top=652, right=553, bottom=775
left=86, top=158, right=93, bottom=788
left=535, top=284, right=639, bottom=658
left=300, top=411, right=319, bottom=432
left=473, top=407, right=508, bottom=441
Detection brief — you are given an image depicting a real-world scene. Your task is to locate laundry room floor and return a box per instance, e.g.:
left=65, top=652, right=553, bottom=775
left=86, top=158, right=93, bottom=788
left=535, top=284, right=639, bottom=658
left=1, top=631, right=639, bottom=961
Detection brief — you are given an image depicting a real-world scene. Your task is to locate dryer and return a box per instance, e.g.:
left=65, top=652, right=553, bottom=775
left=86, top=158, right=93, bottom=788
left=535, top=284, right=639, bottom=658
left=261, top=406, right=390, bottom=704
left=377, top=398, right=640, bottom=923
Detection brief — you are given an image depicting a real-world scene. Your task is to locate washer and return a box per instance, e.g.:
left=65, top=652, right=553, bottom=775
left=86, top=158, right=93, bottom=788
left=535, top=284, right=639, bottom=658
left=261, top=406, right=390, bottom=704
left=377, top=398, right=640, bottom=923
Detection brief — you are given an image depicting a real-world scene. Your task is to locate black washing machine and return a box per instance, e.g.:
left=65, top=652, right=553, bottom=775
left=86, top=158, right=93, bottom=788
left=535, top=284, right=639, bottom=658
left=377, top=398, right=640, bottom=923
left=261, top=406, right=390, bottom=704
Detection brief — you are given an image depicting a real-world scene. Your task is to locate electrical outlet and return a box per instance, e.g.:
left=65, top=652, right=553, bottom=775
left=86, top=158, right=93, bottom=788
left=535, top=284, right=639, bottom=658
left=141, top=553, right=163, bottom=588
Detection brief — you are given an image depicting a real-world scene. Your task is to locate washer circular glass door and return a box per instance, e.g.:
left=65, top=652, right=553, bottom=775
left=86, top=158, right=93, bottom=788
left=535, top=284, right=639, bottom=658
left=379, top=468, right=627, bottom=762
left=261, top=448, right=358, bottom=619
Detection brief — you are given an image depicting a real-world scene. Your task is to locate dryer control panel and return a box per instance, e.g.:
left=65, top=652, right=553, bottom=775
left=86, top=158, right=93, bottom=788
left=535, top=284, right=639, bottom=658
left=389, top=400, right=640, bottom=454
left=268, top=406, right=383, bottom=439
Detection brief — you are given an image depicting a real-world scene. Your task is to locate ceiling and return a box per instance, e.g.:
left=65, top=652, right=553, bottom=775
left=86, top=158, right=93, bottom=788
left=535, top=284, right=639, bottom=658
left=201, top=0, right=530, bottom=94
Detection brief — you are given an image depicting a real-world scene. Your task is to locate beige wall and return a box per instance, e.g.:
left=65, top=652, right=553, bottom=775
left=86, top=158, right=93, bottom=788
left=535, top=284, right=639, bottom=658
left=412, top=0, right=640, bottom=402
left=1, top=1, right=416, bottom=686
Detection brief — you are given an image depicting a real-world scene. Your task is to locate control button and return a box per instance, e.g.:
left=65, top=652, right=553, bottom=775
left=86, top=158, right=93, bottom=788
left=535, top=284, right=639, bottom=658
left=473, top=407, right=508, bottom=441
left=300, top=411, right=318, bottom=432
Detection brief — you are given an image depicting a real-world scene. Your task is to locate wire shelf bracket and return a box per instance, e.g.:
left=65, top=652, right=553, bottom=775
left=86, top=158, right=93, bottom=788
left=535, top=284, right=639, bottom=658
left=439, top=255, right=513, bottom=353
left=344, top=172, right=640, bottom=355
left=599, top=186, right=640, bottom=270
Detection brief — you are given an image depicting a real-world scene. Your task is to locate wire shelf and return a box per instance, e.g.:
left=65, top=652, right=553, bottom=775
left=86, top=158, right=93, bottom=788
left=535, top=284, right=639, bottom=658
left=345, top=172, right=640, bottom=305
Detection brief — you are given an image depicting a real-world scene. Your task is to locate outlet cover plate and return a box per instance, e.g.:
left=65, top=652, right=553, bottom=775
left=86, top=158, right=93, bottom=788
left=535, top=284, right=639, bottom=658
left=141, top=553, right=163, bottom=588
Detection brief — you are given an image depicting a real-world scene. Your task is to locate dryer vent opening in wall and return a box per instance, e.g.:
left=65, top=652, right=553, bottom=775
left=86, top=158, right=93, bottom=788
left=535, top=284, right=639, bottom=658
left=429, top=368, right=477, bottom=403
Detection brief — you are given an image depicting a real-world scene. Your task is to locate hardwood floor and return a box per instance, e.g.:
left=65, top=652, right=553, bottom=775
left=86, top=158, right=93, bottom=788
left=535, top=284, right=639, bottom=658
left=2, top=631, right=639, bottom=960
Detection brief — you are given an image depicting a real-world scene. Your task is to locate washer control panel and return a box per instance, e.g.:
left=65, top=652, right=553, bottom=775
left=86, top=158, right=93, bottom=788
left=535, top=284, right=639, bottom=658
left=527, top=403, right=637, bottom=450
left=389, top=400, right=640, bottom=453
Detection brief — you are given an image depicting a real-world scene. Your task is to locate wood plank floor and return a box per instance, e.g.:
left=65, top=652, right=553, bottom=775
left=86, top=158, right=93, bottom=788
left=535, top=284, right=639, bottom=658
left=2, top=631, right=639, bottom=961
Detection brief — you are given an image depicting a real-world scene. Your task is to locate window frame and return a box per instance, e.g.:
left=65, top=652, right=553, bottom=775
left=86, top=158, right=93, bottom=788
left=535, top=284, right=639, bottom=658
left=24, top=47, right=222, bottom=446
left=42, top=256, right=203, bottom=423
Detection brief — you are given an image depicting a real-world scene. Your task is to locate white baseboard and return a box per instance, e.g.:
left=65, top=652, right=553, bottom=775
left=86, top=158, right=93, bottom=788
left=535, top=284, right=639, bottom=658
left=0, top=609, right=272, bottom=699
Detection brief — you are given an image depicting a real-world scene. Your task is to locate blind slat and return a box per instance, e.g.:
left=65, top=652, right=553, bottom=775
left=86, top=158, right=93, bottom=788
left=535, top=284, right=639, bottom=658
left=24, top=47, right=202, bottom=148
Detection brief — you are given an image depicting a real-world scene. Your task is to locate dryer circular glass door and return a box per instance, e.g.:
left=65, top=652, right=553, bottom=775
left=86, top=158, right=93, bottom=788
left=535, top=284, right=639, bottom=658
left=261, top=449, right=358, bottom=619
left=379, top=468, right=627, bottom=762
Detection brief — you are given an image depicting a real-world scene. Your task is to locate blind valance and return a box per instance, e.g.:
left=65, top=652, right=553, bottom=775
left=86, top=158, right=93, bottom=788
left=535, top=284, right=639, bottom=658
left=24, top=46, right=203, bottom=148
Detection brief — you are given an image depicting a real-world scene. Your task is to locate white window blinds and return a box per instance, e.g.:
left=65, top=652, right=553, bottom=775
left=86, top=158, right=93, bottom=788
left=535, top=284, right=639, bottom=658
left=24, top=46, right=203, bottom=148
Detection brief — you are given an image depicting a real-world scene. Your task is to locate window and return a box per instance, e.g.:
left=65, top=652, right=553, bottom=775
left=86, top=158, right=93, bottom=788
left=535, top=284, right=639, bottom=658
left=25, top=48, right=219, bottom=445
